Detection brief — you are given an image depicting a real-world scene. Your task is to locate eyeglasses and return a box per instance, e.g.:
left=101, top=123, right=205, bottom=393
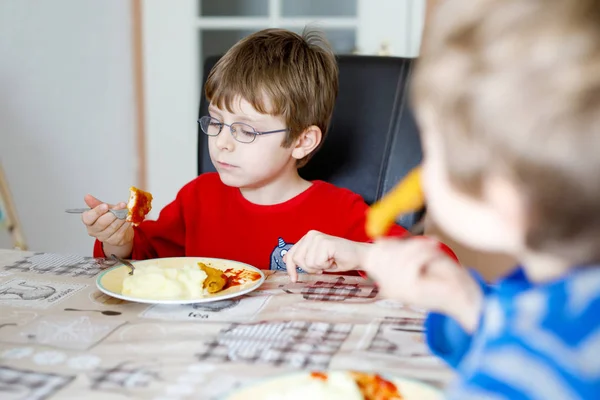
left=198, top=116, right=288, bottom=144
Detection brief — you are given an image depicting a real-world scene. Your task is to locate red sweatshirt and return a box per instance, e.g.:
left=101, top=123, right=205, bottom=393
left=94, top=173, right=408, bottom=270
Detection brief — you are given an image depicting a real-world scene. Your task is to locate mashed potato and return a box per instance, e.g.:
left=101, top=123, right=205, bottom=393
left=263, top=372, right=363, bottom=400
left=121, top=264, right=208, bottom=299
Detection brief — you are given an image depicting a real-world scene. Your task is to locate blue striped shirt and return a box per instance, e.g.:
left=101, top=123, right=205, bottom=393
left=425, top=266, right=600, bottom=399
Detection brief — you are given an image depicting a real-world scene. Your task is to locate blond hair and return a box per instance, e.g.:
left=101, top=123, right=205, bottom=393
left=413, top=0, right=600, bottom=263
left=205, top=28, right=339, bottom=166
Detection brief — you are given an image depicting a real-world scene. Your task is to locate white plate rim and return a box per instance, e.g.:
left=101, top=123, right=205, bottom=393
left=95, top=256, right=266, bottom=305
left=221, top=370, right=443, bottom=399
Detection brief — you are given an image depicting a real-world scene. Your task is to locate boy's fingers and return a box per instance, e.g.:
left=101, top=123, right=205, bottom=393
left=82, top=203, right=109, bottom=226
left=311, top=245, right=333, bottom=270
left=104, top=216, right=126, bottom=236
left=287, top=264, right=298, bottom=283
left=324, top=262, right=338, bottom=271
left=107, top=220, right=131, bottom=243
left=93, top=212, right=119, bottom=233
left=291, top=247, right=310, bottom=274
left=285, top=246, right=299, bottom=282
left=306, top=236, right=334, bottom=270
left=84, top=194, right=104, bottom=208
left=84, top=195, right=126, bottom=210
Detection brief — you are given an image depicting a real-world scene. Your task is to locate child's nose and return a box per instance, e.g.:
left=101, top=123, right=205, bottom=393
left=215, top=126, right=235, bottom=151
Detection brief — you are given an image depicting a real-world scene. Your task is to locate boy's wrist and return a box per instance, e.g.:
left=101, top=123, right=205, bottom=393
left=102, top=241, right=134, bottom=259
left=355, top=242, right=373, bottom=270
left=448, top=277, right=483, bottom=333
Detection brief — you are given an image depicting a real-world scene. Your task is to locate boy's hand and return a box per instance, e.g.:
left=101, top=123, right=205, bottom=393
left=363, top=238, right=483, bottom=333
left=284, top=230, right=369, bottom=283
left=82, top=194, right=133, bottom=248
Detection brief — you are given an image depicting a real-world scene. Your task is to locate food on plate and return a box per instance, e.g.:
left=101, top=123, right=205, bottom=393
left=126, top=186, right=153, bottom=226
left=350, top=371, right=403, bottom=400
left=263, top=371, right=364, bottom=400
left=223, top=267, right=263, bottom=289
left=121, top=264, right=208, bottom=299
left=227, top=370, right=442, bottom=400
left=120, top=260, right=262, bottom=299
left=198, top=262, right=227, bottom=293
left=365, top=166, right=424, bottom=238
left=262, top=371, right=403, bottom=400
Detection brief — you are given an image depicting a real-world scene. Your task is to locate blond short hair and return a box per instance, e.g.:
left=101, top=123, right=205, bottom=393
left=205, top=28, right=339, bottom=167
left=413, top=0, right=600, bottom=263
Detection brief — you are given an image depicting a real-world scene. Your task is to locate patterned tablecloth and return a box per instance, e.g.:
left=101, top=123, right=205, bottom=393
left=0, top=249, right=452, bottom=399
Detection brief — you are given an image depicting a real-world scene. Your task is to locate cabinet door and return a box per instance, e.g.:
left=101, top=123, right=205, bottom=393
left=200, top=0, right=269, bottom=17
left=279, top=0, right=358, bottom=55
left=357, top=0, right=425, bottom=57
left=198, top=0, right=358, bottom=62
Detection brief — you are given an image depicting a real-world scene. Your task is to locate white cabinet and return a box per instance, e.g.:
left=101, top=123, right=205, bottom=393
left=197, top=0, right=359, bottom=68
left=195, top=0, right=424, bottom=75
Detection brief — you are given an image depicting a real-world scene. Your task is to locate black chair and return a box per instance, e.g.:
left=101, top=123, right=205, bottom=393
left=198, top=55, right=423, bottom=228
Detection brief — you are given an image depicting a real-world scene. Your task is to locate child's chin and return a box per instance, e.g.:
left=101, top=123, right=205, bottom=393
left=217, top=172, right=246, bottom=188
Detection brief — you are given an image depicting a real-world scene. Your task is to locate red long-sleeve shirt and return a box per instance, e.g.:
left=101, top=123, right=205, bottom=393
left=94, top=173, right=408, bottom=270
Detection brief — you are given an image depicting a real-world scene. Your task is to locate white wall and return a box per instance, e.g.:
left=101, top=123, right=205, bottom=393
left=142, top=0, right=199, bottom=218
left=0, top=0, right=137, bottom=255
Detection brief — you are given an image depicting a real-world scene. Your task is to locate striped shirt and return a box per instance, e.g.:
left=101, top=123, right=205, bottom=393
left=425, top=266, right=600, bottom=399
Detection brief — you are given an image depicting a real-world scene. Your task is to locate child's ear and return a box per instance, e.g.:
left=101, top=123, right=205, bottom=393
left=291, top=125, right=322, bottom=160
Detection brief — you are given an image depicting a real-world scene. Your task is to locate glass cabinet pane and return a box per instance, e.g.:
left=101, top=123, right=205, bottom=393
left=323, top=29, right=356, bottom=54
left=201, top=28, right=356, bottom=63
left=199, top=0, right=269, bottom=17
left=281, top=0, right=357, bottom=17
left=286, top=28, right=357, bottom=54
left=201, top=29, right=259, bottom=60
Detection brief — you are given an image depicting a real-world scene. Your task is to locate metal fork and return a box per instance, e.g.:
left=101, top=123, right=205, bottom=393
left=64, top=208, right=128, bottom=219
left=110, top=254, right=135, bottom=275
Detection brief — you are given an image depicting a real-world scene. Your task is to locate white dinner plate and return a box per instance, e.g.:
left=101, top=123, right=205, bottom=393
left=223, top=370, right=442, bottom=400
left=96, top=257, right=265, bottom=305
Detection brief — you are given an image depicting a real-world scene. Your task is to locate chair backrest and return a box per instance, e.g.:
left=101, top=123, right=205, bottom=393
left=198, top=55, right=423, bottom=228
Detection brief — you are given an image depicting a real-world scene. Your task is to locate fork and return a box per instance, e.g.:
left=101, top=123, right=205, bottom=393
left=110, top=254, right=135, bottom=275
left=64, top=208, right=128, bottom=219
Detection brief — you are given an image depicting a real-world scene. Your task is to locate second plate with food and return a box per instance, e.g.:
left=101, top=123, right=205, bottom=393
left=96, top=257, right=265, bottom=304
left=223, top=370, right=442, bottom=400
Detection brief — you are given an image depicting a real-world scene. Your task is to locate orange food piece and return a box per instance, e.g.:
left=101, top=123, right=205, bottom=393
left=126, top=186, right=153, bottom=226
left=350, top=372, right=403, bottom=400
left=310, top=372, right=328, bottom=381
left=198, top=262, right=227, bottom=293
left=365, top=166, right=424, bottom=238
left=309, top=371, right=403, bottom=400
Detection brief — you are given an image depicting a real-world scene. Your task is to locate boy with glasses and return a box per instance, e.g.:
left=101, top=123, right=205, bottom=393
left=81, top=28, right=443, bottom=272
